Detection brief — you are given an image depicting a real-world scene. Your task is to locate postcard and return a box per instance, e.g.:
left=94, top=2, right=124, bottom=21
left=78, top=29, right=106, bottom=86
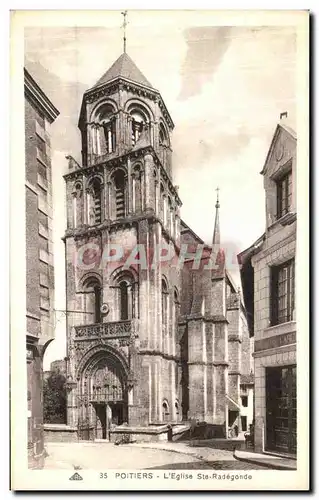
left=10, top=8, right=309, bottom=491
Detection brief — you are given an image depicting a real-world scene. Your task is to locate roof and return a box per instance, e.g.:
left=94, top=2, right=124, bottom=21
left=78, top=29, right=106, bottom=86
left=180, top=220, right=205, bottom=245
left=93, top=52, right=153, bottom=89
left=237, top=233, right=266, bottom=266
left=260, top=122, right=297, bottom=175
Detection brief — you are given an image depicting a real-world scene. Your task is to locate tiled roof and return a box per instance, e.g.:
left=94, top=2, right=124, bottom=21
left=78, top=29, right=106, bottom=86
left=93, top=53, right=153, bottom=89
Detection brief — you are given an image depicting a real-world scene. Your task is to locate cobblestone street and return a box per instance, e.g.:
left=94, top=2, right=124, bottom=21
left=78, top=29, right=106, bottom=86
left=44, top=442, right=269, bottom=471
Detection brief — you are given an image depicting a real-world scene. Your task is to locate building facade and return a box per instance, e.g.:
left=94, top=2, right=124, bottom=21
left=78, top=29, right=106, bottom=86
left=239, top=374, right=254, bottom=433
left=24, top=68, right=59, bottom=468
left=238, top=119, right=297, bottom=455
left=64, top=52, right=253, bottom=441
left=44, top=359, right=67, bottom=381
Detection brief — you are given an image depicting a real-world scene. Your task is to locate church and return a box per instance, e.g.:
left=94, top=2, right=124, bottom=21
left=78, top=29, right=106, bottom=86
left=63, top=49, right=253, bottom=442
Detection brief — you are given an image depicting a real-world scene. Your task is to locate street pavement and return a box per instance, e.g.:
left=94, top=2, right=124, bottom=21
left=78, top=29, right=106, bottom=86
left=44, top=441, right=269, bottom=470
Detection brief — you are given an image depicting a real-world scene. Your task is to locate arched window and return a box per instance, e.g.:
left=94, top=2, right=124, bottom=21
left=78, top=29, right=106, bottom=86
left=92, top=178, right=102, bottom=224
left=111, top=269, right=138, bottom=321
left=127, top=104, right=150, bottom=147
left=73, top=195, right=77, bottom=228
left=92, top=103, right=116, bottom=155
left=159, top=123, right=169, bottom=147
left=159, top=123, right=171, bottom=170
left=162, top=400, right=170, bottom=422
left=168, top=197, right=173, bottom=234
left=175, top=400, right=180, bottom=417
left=72, top=182, right=82, bottom=229
left=154, top=170, right=158, bottom=214
left=93, top=283, right=102, bottom=323
left=163, top=196, right=167, bottom=227
left=83, top=277, right=102, bottom=324
left=172, top=289, right=179, bottom=355
left=162, top=278, right=168, bottom=331
left=91, top=125, right=100, bottom=156
left=113, top=170, right=126, bottom=219
left=119, top=281, right=129, bottom=320
left=131, top=111, right=145, bottom=146
left=132, top=165, right=142, bottom=213
left=160, top=184, right=165, bottom=221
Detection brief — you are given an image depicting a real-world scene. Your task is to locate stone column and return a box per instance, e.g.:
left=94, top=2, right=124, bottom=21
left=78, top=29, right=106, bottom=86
left=103, top=169, right=108, bottom=220
left=144, top=153, right=155, bottom=212
left=138, top=219, right=150, bottom=349
left=127, top=158, right=132, bottom=214
left=154, top=179, right=159, bottom=216
left=107, top=181, right=112, bottom=220
left=87, top=124, right=93, bottom=166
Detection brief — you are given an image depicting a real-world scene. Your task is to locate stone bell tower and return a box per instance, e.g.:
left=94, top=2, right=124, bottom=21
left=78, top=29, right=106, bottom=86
left=63, top=50, right=183, bottom=440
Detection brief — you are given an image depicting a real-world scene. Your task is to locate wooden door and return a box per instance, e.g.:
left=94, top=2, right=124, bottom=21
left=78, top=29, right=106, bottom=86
left=266, top=365, right=296, bottom=455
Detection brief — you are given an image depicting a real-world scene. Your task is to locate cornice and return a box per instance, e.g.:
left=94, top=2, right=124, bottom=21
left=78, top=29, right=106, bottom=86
left=83, top=77, right=174, bottom=130
left=63, top=212, right=181, bottom=252
left=24, top=68, right=59, bottom=123
left=184, top=313, right=229, bottom=324
left=137, top=350, right=180, bottom=362
left=188, top=361, right=229, bottom=367
left=63, top=146, right=182, bottom=206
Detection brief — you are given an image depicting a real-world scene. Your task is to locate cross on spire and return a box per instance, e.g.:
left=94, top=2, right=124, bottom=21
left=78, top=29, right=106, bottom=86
left=212, top=187, right=221, bottom=246
left=121, top=10, right=128, bottom=53
left=215, top=186, right=220, bottom=208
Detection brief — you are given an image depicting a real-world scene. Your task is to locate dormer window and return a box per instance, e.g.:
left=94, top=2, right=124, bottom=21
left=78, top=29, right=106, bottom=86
left=277, top=169, right=292, bottom=219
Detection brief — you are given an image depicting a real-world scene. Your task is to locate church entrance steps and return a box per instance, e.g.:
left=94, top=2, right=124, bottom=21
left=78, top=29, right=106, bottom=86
left=188, top=438, right=246, bottom=451
left=128, top=441, right=236, bottom=463
left=234, top=449, right=297, bottom=470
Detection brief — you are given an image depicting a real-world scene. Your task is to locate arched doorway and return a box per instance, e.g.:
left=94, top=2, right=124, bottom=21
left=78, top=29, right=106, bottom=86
left=91, top=358, right=126, bottom=439
left=78, top=348, right=128, bottom=440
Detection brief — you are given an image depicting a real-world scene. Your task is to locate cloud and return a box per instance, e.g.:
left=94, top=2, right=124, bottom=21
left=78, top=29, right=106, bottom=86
left=179, top=26, right=232, bottom=100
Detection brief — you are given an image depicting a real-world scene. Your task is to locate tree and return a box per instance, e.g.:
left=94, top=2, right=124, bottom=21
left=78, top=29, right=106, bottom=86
left=43, top=370, right=67, bottom=424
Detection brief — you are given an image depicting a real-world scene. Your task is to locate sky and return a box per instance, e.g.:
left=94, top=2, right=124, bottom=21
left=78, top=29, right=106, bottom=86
left=23, top=12, right=297, bottom=369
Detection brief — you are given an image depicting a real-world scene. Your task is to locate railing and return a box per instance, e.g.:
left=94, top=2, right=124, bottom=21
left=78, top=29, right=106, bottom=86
left=89, top=390, right=124, bottom=403
left=74, top=319, right=132, bottom=339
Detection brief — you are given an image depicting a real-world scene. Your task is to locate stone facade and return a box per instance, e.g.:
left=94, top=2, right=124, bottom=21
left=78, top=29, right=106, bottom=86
left=238, top=119, right=297, bottom=455
left=24, top=68, right=59, bottom=467
left=239, top=374, right=254, bottom=433
left=64, top=52, right=253, bottom=441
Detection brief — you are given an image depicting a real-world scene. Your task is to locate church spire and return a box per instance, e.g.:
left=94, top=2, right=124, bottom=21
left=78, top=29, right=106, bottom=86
left=121, top=10, right=128, bottom=53
left=212, top=187, right=220, bottom=246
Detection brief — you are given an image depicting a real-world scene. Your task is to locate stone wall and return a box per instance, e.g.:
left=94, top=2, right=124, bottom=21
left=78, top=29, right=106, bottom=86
left=25, top=74, right=58, bottom=467
left=44, top=424, right=78, bottom=443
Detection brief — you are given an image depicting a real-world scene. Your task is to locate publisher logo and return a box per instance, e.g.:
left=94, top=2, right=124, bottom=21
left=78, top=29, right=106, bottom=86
left=69, top=472, right=83, bottom=481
